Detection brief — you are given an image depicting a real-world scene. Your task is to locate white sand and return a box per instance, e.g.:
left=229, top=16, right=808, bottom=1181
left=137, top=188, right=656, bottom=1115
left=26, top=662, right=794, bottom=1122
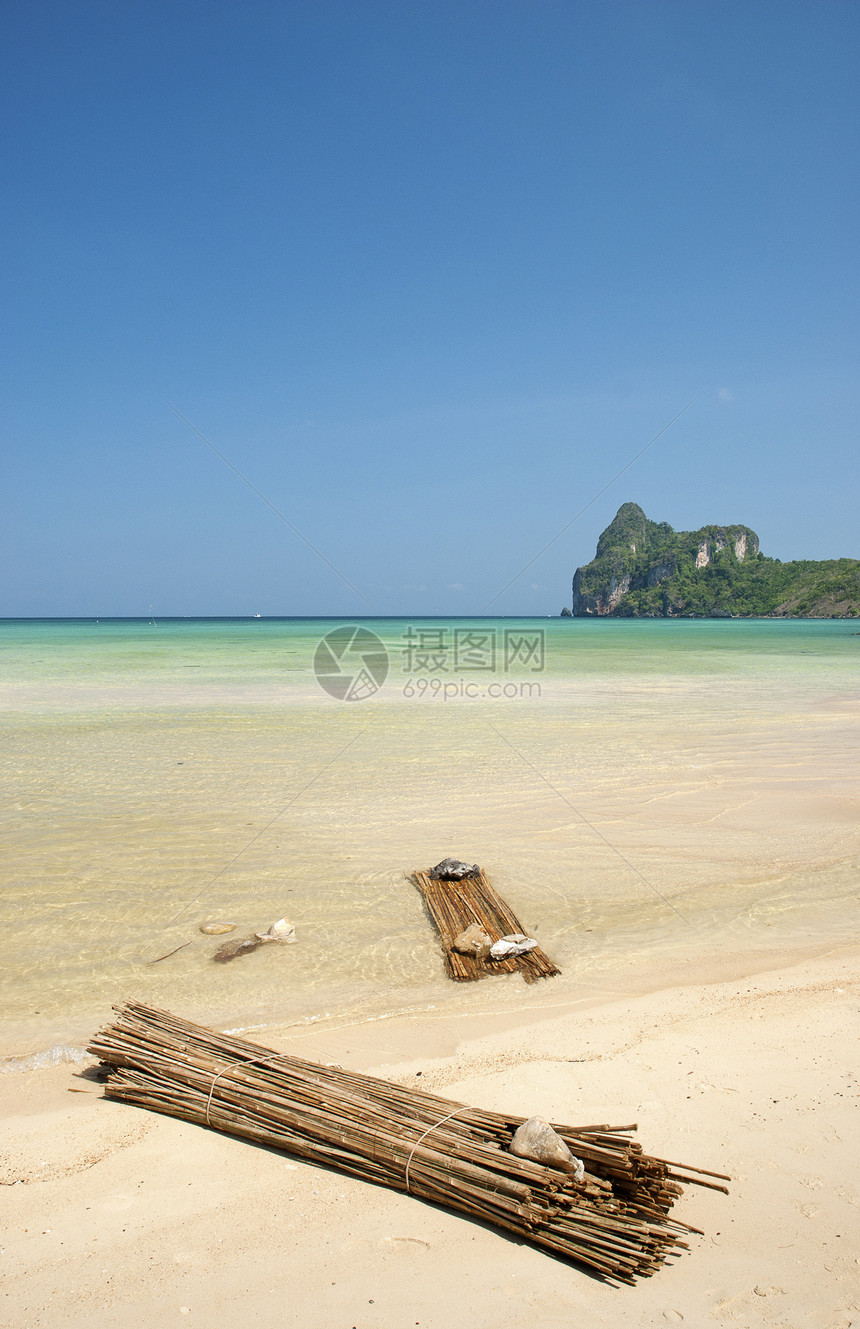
left=3, top=950, right=858, bottom=1329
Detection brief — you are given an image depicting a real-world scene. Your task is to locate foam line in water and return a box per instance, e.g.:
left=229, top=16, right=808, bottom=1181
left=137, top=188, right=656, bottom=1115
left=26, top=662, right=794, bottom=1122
left=0, top=1044, right=95, bottom=1074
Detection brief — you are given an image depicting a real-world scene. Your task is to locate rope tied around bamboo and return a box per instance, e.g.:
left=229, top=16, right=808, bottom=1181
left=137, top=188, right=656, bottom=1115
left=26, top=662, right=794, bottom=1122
left=88, top=1002, right=728, bottom=1285
left=204, top=1053, right=292, bottom=1128
left=403, top=1107, right=468, bottom=1193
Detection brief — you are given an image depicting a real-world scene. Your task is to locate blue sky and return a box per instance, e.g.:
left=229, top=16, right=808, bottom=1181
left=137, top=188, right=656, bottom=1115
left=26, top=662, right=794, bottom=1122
left=2, top=0, right=858, bottom=616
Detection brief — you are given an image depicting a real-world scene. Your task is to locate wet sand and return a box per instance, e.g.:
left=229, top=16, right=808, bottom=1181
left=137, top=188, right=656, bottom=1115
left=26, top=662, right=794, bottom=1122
left=3, top=663, right=859, bottom=1057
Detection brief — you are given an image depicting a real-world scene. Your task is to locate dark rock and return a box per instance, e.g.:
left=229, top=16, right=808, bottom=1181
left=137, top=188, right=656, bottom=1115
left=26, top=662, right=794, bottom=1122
left=213, top=937, right=262, bottom=963
left=429, top=858, right=480, bottom=880
left=646, top=561, right=675, bottom=588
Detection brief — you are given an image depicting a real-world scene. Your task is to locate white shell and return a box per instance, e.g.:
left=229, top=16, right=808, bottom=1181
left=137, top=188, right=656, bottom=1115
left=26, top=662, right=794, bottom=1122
left=255, top=917, right=296, bottom=944
left=489, top=934, right=538, bottom=960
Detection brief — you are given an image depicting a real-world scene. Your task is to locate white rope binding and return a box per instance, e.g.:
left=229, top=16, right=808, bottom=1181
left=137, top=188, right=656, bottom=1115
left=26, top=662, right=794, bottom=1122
left=204, top=1054, right=288, bottom=1127
left=404, top=1108, right=467, bottom=1193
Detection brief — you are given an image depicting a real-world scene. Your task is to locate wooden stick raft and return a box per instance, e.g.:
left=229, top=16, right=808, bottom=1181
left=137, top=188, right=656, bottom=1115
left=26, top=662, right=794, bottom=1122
left=88, top=1002, right=728, bottom=1285
left=411, top=867, right=560, bottom=982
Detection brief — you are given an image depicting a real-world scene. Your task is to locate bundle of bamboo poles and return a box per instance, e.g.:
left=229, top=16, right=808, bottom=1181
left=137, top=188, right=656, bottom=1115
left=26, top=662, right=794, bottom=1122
left=88, top=1002, right=728, bottom=1284
left=411, top=867, right=560, bottom=982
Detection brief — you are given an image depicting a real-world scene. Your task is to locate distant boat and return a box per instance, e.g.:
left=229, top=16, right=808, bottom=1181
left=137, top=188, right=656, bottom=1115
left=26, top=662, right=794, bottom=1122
left=253, top=612, right=262, bottom=618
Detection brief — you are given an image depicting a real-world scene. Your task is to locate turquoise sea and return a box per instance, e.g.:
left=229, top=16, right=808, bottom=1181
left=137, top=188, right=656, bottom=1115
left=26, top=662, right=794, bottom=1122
left=1, top=616, right=858, bottom=1065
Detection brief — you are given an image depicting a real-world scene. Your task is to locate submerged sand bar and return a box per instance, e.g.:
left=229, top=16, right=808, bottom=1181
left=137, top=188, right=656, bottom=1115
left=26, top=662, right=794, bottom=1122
left=1, top=617, right=857, bottom=1055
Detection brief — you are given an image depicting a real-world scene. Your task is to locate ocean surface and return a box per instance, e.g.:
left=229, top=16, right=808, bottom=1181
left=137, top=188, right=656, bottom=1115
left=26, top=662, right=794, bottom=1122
left=1, top=616, right=858, bottom=1066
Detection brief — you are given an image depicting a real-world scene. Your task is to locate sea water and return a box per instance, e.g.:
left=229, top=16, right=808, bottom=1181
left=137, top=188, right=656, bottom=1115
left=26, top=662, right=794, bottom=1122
left=1, top=616, right=858, bottom=1064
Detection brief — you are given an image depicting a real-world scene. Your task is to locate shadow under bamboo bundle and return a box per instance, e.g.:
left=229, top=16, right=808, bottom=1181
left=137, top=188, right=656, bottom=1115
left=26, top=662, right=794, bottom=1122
left=88, top=1002, right=728, bottom=1285
left=411, top=867, right=560, bottom=982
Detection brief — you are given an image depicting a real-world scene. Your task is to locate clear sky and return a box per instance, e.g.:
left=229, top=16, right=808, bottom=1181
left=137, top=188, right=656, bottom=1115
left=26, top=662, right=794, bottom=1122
left=2, top=0, right=858, bottom=616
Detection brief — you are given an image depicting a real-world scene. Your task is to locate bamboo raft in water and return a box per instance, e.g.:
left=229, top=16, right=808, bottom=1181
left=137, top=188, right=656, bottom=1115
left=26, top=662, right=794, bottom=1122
left=411, top=867, right=560, bottom=982
left=88, top=1002, right=729, bottom=1285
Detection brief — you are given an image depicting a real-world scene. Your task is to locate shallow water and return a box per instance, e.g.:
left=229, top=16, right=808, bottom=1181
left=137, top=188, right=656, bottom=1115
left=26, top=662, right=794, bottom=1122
left=1, top=616, right=858, bottom=1063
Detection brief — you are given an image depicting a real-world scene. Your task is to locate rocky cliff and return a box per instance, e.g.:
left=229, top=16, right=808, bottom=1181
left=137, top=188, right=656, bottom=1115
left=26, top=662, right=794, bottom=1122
left=570, top=503, right=860, bottom=618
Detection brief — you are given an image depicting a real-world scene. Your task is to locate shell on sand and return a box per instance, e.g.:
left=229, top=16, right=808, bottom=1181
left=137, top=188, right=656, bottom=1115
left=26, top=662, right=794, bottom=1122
left=255, top=917, right=296, bottom=944
left=199, top=921, right=238, bottom=936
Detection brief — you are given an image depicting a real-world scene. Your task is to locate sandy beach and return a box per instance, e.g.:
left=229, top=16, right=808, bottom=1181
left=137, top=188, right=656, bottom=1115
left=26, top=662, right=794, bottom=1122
left=3, top=949, right=857, bottom=1329
left=2, top=618, right=858, bottom=1326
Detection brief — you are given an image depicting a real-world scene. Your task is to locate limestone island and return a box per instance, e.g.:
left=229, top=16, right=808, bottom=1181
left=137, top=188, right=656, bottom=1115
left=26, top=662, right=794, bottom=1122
left=565, top=502, right=860, bottom=618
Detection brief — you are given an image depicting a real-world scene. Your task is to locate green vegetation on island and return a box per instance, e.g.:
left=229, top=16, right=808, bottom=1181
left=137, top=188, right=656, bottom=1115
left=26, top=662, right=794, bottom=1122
left=570, top=503, right=860, bottom=618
